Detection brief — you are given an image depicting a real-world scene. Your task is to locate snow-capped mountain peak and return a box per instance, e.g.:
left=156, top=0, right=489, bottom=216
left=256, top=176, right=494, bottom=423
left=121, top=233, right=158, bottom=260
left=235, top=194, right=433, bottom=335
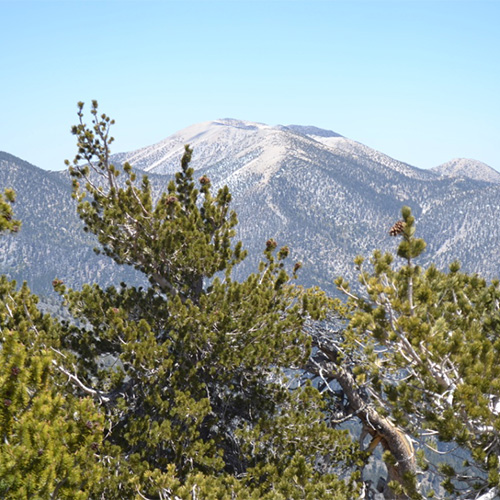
left=111, top=118, right=284, bottom=175
left=111, top=118, right=436, bottom=184
left=2, top=119, right=500, bottom=297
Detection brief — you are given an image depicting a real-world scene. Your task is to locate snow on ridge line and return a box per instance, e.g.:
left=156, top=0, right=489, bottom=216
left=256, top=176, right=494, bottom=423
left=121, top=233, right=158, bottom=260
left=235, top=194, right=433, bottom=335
left=114, top=119, right=291, bottom=174
left=112, top=119, right=342, bottom=172
left=213, top=118, right=272, bottom=131
left=112, top=118, right=475, bottom=182
left=432, top=158, right=500, bottom=184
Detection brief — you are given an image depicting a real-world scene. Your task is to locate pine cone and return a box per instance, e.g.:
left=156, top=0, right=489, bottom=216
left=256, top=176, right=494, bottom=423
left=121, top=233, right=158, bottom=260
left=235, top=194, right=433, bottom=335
left=199, top=175, right=210, bottom=185
left=389, top=220, right=405, bottom=236
left=165, top=195, right=178, bottom=206
left=266, top=238, right=277, bottom=251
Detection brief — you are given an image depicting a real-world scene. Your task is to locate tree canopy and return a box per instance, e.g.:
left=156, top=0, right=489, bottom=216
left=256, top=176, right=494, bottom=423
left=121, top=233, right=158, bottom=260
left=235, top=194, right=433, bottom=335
left=49, top=100, right=359, bottom=499
left=0, top=188, right=20, bottom=234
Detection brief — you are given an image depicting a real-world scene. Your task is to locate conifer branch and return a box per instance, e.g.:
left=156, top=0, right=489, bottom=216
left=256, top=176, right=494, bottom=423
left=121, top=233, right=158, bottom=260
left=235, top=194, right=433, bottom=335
left=52, top=361, right=112, bottom=403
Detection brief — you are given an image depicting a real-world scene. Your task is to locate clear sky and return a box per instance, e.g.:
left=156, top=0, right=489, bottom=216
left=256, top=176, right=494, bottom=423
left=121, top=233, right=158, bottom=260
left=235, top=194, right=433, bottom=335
left=2, top=0, right=499, bottom=171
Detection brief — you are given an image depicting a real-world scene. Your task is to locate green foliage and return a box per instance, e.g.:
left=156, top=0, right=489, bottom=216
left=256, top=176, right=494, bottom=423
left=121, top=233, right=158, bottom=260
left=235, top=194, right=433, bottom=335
left=66, top=101, right=244, bottom=304
left=335, top=206, right=500, bottom=497
left=0, top=188, right=20, bottom=233
left=0, top=277, right=103, bottom=499
left=56, top=101, right=359, bottom=498
left=0, top=186, right=103, bottom=497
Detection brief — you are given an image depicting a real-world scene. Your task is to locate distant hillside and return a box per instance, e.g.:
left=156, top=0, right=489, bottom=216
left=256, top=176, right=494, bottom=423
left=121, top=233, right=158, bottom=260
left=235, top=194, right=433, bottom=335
left=2, top=120, right=500, bottom=296
left=432, top=158, right=500, bottom=184
left=0, top=152, right=142, bottom=294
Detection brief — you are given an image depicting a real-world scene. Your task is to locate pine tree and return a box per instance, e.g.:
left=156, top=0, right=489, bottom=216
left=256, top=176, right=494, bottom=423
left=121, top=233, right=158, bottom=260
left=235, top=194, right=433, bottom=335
left=0, top=192, right=103, bottom=498
left=309, top=206, right=500, bottom=499
left=55, top=101, right=360, bottom=499
left=0, top=188, right=20, bottom=234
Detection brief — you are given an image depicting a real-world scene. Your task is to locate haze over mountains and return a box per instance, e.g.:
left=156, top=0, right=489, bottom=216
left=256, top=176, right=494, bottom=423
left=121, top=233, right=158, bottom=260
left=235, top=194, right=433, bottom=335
left=1, top=119, right=499, bottom=296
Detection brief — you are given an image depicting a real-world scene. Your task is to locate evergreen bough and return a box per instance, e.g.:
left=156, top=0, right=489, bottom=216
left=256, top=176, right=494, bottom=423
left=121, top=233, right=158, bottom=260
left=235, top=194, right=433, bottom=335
left=3, top=103, right=500, bottom=499
left=310, top=206, right=500, bottom=499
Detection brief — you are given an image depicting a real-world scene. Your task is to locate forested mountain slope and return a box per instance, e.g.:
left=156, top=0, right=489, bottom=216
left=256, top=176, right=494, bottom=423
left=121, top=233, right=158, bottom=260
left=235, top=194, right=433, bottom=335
left=1, top=120, right=499, bottom=295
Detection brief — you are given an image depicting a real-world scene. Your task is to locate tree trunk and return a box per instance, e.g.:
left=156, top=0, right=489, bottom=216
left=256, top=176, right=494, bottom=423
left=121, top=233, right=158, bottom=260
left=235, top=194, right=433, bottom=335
left=333, top=366, right=418, bottom=500
left=306, top=338, right=419, bottom=500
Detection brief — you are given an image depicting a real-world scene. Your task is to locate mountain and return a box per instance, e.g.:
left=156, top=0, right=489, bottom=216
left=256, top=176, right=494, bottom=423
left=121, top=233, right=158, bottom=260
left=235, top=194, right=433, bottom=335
left=0, top=152, right=143, bottom=294
left=1, top=120, right=500, bottom=296
left=432, top=158, right=500, bottom=184
left=112, top=118, right=433, bottom=181
left=111, top=119, right=500, bottom=288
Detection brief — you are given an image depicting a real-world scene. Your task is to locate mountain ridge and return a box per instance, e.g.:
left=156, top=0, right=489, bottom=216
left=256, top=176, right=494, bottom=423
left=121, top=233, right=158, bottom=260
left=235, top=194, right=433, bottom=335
left=1, top=119, right=499, bottom=296
left=431, top=157, right=500, bottom=184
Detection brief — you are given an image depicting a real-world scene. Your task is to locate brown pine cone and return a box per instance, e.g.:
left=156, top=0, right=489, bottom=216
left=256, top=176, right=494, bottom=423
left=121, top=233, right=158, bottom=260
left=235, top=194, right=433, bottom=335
left=389, top=220, right=405, bottom=236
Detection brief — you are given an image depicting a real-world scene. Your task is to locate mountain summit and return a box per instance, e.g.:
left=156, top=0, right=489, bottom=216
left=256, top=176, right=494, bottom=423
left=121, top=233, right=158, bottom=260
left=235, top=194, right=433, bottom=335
left=112, top=118, right=432, bottom=182
left=2, top=120, right=500, bottom=295
left=112, top=118, right=282, bottom=175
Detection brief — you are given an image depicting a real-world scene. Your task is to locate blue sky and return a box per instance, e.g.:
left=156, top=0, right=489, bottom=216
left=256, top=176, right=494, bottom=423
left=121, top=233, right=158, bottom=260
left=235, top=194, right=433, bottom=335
left=2, top=0, right=499, bottom=171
